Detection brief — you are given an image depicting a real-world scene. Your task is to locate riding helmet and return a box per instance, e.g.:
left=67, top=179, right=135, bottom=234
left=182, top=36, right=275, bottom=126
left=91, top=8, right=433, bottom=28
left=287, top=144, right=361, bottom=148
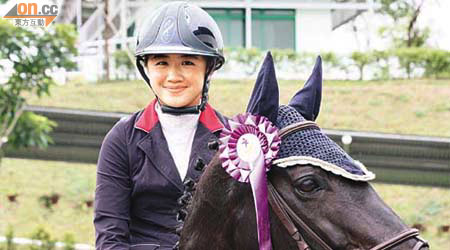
left=135, top=1, right=225, bottom=114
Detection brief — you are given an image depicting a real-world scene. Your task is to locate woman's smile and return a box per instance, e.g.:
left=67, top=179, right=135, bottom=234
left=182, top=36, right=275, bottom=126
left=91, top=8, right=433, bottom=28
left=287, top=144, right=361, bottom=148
left=164, top=85, right=188, bottom=94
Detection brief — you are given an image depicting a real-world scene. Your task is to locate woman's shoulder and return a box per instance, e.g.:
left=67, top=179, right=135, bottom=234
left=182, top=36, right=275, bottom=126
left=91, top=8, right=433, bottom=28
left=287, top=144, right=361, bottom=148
left=104, top=109, right=147, bottom=144
left=212, top=109, right=229, bottom=124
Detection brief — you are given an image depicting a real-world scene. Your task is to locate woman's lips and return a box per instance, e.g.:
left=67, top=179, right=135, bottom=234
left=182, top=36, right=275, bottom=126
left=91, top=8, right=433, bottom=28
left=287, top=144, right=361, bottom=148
left=164, top=86, right=187, bottom=94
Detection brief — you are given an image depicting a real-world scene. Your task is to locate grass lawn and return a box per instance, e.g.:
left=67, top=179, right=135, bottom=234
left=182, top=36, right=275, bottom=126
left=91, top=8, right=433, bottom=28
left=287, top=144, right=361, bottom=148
left=1, top=158, right=449, bottom=249
left=7, top=78, right=449, bottom=248
left=25, top=78, right=450, bottom=137
left=0, top=158, right=95, bottom=245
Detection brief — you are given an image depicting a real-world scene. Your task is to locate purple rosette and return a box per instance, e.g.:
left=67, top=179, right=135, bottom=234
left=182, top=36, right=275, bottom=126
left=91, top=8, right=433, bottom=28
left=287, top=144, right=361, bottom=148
left=219, top=113, right=280, bottom=250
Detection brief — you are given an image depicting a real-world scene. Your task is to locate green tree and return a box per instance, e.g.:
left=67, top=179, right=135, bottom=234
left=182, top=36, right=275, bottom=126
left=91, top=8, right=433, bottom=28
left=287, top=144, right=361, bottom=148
left=113, top=49, right=135, bottom=80
left=376, top=0, right=430, bottom=47
left=0, top=20, right=77, bottom=165
left=351, top=51, right=375, bottom=80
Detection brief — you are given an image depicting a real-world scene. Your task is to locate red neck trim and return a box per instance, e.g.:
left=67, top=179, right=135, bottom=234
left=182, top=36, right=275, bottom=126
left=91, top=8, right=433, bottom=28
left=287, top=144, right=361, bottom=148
left=199, top=103, right=224, bottom=133
left=135, top=99, right=158, bottom=133
left=135, top=99, right=223, bottom=133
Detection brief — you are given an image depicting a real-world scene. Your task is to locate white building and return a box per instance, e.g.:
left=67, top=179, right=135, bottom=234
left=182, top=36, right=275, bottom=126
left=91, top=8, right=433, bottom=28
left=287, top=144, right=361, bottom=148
left=56, top=0, right=377, bottom=81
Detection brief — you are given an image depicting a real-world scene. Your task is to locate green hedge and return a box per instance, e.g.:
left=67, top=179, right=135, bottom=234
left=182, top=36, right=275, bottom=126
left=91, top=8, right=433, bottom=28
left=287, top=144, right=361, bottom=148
left=224, top=47, right=450, bottom=80
left=111, top=47, right=449, bottom=80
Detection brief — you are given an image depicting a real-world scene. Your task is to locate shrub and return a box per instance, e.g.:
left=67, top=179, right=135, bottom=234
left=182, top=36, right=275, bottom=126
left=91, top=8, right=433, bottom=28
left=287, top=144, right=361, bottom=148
left=393, top=47, right=427, bottom=79
left=62, top=233, right=76, bottom=250
left=321, top=51, right=341, bottom=69
left=421, top=49, right=450, bottom=78
left=271, top=49, right=296, bottom=70
left=29, top=226, right=56, bottom=250
left=113, top=49, right=135, bottom=80
left=5, top=225, right=16, bottom=250
left=372, top=50, right=392, bottom=80
left=231, top=47, right=263, bottom=76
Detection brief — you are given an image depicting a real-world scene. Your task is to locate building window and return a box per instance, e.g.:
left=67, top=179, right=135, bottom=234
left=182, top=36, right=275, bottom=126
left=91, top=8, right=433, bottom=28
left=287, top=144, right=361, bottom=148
left=127, top=22, right=135, bottom=37
left=205, top=9, right=245, bottom=48
left=252, top=9, right=295, bottom=50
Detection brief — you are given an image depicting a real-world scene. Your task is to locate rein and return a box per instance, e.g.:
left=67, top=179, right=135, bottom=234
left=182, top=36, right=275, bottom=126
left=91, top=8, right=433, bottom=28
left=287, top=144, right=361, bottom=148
left=269, top=121, right=429, bottom=250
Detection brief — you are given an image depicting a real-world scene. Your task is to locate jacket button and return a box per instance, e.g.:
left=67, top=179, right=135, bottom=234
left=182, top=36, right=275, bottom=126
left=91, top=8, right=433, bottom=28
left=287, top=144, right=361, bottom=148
left=194, top=158, right=205, bottom=171
left=207, top=140, right=219, bottom=151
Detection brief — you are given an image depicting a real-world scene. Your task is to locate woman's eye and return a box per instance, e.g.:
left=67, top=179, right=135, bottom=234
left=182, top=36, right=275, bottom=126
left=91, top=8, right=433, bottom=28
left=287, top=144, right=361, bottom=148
left=296, top=178, right=320, bottom=193
left=155, top=61, right=167, bottom=66
left=182, top=61, right=195, bottom=65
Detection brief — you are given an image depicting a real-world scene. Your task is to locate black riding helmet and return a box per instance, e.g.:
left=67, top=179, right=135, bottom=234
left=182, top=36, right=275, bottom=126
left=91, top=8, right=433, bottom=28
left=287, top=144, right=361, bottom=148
left=136, top=1, right=225, bottom=114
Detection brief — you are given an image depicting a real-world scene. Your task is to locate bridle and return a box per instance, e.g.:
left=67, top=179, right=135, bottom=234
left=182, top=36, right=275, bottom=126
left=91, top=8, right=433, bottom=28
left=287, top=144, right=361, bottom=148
left=268, top=183, right=428, bottom=250
left=268, top=121, right=429, bottom=250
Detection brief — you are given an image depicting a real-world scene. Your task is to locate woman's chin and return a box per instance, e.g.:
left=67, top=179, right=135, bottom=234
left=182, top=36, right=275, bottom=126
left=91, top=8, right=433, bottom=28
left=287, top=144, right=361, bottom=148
left=161, top=100, right=190, bottom=108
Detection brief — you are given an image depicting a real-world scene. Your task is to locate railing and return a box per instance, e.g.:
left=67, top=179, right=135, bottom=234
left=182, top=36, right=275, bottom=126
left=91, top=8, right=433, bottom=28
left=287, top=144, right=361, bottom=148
left=4, top=106, right=450, bottom=187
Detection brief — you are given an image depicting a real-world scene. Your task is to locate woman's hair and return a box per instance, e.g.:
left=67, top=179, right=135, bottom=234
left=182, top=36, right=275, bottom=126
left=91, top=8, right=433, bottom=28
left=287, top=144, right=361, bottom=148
left=143, top=54, right=215, bottom=71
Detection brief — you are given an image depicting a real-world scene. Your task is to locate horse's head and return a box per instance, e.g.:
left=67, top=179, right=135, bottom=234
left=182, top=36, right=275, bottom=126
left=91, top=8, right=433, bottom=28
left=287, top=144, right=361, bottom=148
left=179, top=53, right=429, bottom=250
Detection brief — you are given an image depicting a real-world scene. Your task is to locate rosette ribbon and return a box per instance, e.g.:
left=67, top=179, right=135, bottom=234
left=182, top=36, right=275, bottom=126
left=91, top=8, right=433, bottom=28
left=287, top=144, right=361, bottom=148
left=219, top=113, right=280, bottom=250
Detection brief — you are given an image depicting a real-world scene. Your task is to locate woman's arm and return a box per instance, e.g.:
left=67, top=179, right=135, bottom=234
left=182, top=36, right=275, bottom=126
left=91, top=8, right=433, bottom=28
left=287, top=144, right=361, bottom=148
left=94, top=120, right=132, bottom=250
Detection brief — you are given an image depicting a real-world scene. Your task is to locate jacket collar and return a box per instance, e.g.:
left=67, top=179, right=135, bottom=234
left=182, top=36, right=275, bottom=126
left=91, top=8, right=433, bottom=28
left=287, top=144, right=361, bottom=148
left=135, top=99, right=223, bottom=133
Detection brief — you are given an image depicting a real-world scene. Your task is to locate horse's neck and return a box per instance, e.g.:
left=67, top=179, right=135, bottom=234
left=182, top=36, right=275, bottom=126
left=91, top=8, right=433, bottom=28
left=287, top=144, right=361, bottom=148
left=180, top=158, right=241, bottom=249
left=181, top=157, right=298, bottom=250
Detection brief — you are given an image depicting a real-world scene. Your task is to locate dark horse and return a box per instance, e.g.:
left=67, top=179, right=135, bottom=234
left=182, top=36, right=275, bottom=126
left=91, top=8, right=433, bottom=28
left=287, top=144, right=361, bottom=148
left=178, top=53, right=429, bottom=250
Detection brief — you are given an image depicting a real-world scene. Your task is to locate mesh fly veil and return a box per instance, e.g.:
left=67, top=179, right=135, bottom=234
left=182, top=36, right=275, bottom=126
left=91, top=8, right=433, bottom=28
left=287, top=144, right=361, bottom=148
left=273, top=105, right=374, bottom=181
left=247, top=52, right=375, bottom=181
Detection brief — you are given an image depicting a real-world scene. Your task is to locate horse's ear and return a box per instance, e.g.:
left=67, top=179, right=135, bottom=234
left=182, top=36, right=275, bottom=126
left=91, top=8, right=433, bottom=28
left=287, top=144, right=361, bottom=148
left=288, top=56, right=322, bottom=121
left=246, top=51, right=279, bottom=123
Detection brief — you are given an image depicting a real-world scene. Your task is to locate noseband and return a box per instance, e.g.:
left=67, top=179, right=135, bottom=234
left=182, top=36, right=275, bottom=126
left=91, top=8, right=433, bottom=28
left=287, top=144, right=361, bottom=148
left=269, top=121, right=429, bottom=250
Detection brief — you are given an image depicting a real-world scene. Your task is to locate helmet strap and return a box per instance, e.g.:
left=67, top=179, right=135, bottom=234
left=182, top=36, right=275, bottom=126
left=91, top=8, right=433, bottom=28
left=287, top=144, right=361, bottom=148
left=137, top=57, right=151, bottom=85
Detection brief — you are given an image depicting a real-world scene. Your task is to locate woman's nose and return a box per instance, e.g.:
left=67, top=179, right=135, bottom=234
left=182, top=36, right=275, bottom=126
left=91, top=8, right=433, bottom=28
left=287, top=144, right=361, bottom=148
left=167, top=66, right=183, bottom=82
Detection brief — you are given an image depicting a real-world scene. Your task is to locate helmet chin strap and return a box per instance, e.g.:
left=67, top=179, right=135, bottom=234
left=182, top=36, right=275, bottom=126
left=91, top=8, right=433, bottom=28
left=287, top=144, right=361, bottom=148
left=137, top=56, right=216, bottom=115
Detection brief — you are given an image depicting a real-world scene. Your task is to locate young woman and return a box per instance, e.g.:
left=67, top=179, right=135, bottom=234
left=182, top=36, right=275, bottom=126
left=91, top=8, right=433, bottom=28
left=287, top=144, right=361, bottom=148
left=94, top=2, right=226, bottom=249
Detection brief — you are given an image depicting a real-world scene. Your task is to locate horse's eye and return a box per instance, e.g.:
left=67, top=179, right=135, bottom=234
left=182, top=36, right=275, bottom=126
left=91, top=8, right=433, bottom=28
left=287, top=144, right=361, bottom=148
left=296, top=177, right=320, bottom=193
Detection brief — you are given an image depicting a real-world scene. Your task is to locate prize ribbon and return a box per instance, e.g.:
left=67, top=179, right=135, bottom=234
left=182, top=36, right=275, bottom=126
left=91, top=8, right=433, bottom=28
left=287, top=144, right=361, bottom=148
left=219, top=113, right=280, bottom=250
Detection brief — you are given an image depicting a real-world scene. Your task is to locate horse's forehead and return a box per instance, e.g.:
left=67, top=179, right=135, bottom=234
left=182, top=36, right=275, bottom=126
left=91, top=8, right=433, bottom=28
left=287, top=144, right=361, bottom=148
left=273, top=105, right=375, bottom=182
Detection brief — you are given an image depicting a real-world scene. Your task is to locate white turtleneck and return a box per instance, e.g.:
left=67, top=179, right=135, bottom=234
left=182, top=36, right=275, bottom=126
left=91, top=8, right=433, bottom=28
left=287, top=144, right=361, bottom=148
left=155, top=103, right=200, bottom=180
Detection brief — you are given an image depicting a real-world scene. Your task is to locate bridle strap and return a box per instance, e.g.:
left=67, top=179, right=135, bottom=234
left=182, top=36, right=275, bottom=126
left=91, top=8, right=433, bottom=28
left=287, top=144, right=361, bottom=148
left=267, top=182, right=332, bottom=250
left=278, top=121, right=319, bottom=138
left=413, top=237, right=429, bottom=250
left=267, top=182, right=309, bottom=250
left=370, top=228, right=429, bottom=250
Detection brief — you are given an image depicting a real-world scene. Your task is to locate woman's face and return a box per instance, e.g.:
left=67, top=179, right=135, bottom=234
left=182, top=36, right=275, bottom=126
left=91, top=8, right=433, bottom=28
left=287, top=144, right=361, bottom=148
left=146, top=53, right=207, bottom=108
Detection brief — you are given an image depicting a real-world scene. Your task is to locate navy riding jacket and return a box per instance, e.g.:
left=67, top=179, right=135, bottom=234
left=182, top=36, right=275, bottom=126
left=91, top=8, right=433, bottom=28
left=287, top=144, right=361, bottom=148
left=94, top=99, right=226, bottom=250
